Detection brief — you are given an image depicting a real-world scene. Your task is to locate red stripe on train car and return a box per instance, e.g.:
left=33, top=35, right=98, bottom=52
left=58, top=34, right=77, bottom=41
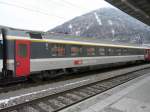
left=74, top=60, right=83, bottom=65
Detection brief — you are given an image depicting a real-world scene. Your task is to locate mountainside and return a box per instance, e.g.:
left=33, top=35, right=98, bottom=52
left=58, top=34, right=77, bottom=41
left=48, top=8, right=150, bottom=44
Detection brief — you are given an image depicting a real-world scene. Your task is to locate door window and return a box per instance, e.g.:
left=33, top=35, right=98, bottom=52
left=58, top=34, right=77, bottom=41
left=18, top=44, right=27, bottom=57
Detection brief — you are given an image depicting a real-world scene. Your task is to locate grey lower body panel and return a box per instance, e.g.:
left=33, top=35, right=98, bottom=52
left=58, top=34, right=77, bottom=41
left=0, top=60, right=14, bottom=73
left=30, top=55, right=144, bottom=72
left=0, top=55, right=145, bottom=73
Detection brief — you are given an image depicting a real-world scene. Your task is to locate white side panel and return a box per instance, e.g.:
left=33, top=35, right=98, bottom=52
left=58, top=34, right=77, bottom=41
left=0, top=33, right=2, bottom=40
left=0, top=60, right=14, bottom=72
left=7, top=60, right=15, bottom=71
left=0, top=60, right=2, bottom=72
left=0, top=55, right=144, bottom=73
left=30, top=55, right=144, bottom=72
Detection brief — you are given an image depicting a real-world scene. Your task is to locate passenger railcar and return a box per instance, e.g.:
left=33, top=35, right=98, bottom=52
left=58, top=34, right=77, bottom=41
left=145, top=49, right=150, bottom=61
left=0, top=28, right=148, bottom=80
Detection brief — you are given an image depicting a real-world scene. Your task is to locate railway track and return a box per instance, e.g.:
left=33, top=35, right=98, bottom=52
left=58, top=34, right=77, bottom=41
left=1, top=65, right=150, bottom=112
left=0, top=63, right=143, bottom=94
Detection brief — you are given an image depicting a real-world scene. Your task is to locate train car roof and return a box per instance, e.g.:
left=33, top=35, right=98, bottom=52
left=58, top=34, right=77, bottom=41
left=44, top=34, right=147, bottom=49
left=0, top=26, right=148, bottom=49
left=0, top=25, right=44, bottom=37
left=6, top=35, right=147, bottom=49
left=0, top=25, right=44, bottom=32
left=32, top=38, right=147, bottom=49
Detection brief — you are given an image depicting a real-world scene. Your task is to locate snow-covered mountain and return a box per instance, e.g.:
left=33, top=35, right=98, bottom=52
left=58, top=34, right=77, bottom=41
left=47, top=8, right=150, bottom=44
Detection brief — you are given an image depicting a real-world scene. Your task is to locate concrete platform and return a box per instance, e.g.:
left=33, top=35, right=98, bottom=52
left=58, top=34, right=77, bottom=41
left=60, top=72, right=150, bottom=112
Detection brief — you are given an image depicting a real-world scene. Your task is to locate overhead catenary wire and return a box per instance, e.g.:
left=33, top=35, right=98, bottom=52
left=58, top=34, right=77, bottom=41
left=59, top=0, right=104, bottom=11
left=0, top=0, right=102, bottom=22
left=0, top=0, right=105, bottom=32
left=0, top=1, right=67, bottom=20
left=0, top=0, right=93, bottom=19
left=45, top=0, right=89, bottom=11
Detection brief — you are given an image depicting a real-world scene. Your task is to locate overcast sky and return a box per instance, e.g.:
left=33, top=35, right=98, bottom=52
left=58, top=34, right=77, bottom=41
left=0, top=0, right=114, bottom=31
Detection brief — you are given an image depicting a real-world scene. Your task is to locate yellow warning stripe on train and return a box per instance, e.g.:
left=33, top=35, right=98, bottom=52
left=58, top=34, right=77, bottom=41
left=6, top=35, right=146, bottom=49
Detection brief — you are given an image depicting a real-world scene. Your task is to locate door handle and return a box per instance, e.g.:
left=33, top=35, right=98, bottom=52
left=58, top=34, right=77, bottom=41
left=16, top=61, right=20, bottom=66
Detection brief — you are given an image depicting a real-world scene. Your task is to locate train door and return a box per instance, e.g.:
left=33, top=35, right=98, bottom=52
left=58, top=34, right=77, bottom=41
left=15, top=40, right=30, bottom=77
left=145, top=49, right=150, bottom=61
left=147, top=49, right=150, bottom=61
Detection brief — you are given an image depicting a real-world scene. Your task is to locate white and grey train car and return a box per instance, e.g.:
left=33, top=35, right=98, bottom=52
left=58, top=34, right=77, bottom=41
left=0, top=28, right=147, bottom=79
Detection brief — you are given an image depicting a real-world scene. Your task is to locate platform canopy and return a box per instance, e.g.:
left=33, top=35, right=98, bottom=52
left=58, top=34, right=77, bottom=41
left=106, top=0, right=150, bottom=26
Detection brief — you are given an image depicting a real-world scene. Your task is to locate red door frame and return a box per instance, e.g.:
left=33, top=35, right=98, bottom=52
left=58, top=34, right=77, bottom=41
left=15, top=40, right=30, bottom=77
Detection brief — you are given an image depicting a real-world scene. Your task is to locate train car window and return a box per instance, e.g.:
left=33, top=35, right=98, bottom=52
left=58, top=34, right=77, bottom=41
left=147, top=50, right=150, bottom=54
left=146, top=50, right=148, bottom=54
left=131, top=49, right=135, bottom=55
left=99, top=47, right=105, bottom=56
left=115, top=48, right=122, bottom=56
left=133, top=49, right=137, bottom=55
left=136, top=49, right=138, bottom=55
left=126, top=48, right=129, bottom=55
left=142, top=49, right=145, bottom=54
left=8, top=30, right=28, bottom=37
left=122, top=49, right=128, bottom=55
left=51, top=44, right=66, bottom=57
left=0, top=31, right=3, bottom=59
left=108, top=48, right=115, bottom=56
left=87, top=47, right=96, bottom=56
left=139, top=49, right=144, bottom=55
left=29, top=33, right=42, bottom=39
left=138, top=49, right=142, bottom=55
left=0, top=40, right=3, bottom=59
left=145, top=49, right=148, bottom=55
left=142, top=49, right=144, bottom=54
left=51, top=44, right=57, bottom=56
left=128, top=49, right=133, bottom=55
left=70, top=45, right=82, bottom=56
left=18, top=44, right=27, bottom=57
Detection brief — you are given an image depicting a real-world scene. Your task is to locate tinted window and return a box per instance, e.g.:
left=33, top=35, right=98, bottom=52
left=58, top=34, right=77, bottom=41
left=115, top=48, right=122, bottom=56
left=108, top=48, right=115, bottom=56
left=0, top=40, right=3, bottom=59
left=18, top=44, right=27, bottom=57
left=87, top=47, right=95, bottom=56
left=122, top=49, right=128, bottom=55
left=99, top=47, right=105, bottom=56
left=7, top=30, right=28, bottom=37
left=51, top=44, right=66, bottom=56
left=30, top=33, right=42, bottom=39
left=71, top=45, right=82, bottom=56
left=140, top=49, right=144, bottom=54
